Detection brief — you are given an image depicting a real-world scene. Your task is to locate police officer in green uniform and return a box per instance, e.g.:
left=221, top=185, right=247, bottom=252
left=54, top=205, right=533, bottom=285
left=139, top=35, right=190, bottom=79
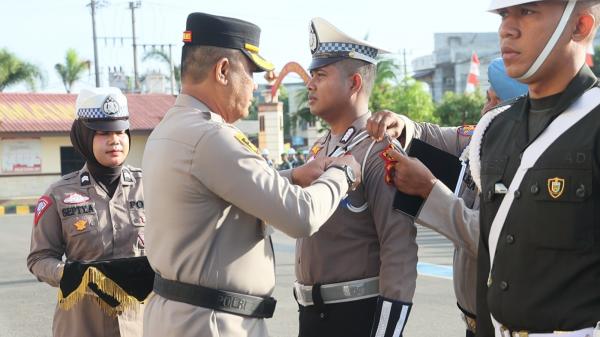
left=27, top=87, right=146, bottom=337
left=141, top=13, right=361, bottom=337
left=366, top=58, right=528, bottom=337
left=471, top=0, right=600, bottom=336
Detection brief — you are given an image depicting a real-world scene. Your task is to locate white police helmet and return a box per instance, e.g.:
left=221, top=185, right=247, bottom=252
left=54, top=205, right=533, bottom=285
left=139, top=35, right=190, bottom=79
left=489, top=0, right=579, bottom=81
left=75, top=87, right=130, bottom=131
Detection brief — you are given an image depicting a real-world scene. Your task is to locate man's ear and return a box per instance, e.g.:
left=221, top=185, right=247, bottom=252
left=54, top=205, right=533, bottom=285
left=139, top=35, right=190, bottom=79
left=572, top=11, right=595, bottom=42
left=350, top=73, right=363, bottom=95
left=214, top=57, right=230, bottom=85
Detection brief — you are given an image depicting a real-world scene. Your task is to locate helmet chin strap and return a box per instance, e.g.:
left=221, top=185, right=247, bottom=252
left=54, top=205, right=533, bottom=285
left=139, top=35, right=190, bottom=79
left=517, top=0, right=577, bottom=81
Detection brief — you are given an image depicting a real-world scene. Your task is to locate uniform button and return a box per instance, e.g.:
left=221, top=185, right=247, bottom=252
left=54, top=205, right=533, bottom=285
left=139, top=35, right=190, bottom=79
left=514, top=190, right=521, bottom=199
left=506, top=234, right=515, bottom=244
left=320, top=313, right=326, bottom=319
left=487, top=274, right=492, bottom=288
left=499, top=281, right=509, bottom=291
left=576, top=184, right=586, bottom=198
left=530, top=184, right=539, bottom=195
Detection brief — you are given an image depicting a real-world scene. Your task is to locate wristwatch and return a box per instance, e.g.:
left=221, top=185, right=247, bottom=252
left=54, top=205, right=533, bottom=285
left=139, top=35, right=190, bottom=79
left=328, top=164, right=356, bottom=188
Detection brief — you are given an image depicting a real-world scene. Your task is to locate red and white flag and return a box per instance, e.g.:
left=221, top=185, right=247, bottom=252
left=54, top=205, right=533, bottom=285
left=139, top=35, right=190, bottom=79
left=465, top=52, right=480, bottom=94
left=586, top=44, right=595, bottom=67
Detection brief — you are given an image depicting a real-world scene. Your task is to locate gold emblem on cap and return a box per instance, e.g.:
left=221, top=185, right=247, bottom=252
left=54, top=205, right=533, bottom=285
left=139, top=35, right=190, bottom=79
left=547, top=177, right=565, bottom=199
left=244, top=43, right=259, bottom=53
left=74, top=219, right=87, bottom=231
left=183, top=31, right=192, bottom=43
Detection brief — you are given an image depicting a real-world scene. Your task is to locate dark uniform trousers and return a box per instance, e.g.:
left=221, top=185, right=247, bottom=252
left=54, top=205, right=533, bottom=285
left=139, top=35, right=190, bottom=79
left=476, top=66, right=600, bottom=336
left=298, top=297, right=378, bottom=337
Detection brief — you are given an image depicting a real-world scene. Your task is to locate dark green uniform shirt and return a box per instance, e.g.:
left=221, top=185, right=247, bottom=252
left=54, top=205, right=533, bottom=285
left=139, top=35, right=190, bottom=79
left=476, top=66, right=600, bottom=336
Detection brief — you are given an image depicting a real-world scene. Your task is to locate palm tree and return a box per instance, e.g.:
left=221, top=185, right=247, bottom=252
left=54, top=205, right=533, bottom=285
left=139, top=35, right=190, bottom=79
left=54, top=49, right=90, bottom=93
left=142, top=49, right=180, bottom=93
left=375, top=56, right=400, bottom=85
left=0, top=48, right=44, bottom=92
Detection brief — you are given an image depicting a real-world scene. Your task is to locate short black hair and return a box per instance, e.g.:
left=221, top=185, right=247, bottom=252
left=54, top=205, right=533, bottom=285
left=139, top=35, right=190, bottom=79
left=181, top=45, right=244, bottom=83
left=333, top=59, right=376, bottom=96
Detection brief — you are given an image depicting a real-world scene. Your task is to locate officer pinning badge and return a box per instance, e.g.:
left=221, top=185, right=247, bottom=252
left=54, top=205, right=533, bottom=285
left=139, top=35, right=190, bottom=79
left=80, top=172, right=91, bottom=186
left=73, top=219, right=88, bottom=231
left=547, top=177, right=565, bottom=199
left=234, top=131, right=259, bottom=154
left=102, top=95, right=121, bottom=115
left=63, top=193, right=90, bottom=204
left=340, top=127, right=356, bottom=144
left=458, top=125, right=476, bottom=137
left=34, top=196, right=53, bottom=226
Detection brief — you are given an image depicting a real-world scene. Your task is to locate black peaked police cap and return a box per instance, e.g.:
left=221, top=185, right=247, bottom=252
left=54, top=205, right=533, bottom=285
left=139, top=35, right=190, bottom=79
left=183, top=12, right=274, bottom=72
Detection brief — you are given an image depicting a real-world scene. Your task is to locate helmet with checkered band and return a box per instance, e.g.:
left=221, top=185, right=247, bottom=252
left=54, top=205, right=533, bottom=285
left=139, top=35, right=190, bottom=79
left=308, top=17, right=390, bottom=71
left=75, top=87, right=129, bottom=131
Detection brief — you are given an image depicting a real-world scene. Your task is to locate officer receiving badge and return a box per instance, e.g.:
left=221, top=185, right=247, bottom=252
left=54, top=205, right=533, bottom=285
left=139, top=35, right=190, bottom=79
left=547, top=177, right=566, bottom=199
left=308, top=17, right=390, bottom=71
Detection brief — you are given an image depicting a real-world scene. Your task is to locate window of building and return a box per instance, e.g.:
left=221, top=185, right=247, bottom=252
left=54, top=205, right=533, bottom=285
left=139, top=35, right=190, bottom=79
left=60, top=147, right=85, bottom=176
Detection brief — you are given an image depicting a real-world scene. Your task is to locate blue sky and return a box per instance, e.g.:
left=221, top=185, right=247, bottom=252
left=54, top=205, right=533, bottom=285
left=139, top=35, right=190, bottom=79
left=0, top=0, right=501, bottom=92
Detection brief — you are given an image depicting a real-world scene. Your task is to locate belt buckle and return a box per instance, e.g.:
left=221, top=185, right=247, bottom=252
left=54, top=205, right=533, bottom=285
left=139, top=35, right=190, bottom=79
left=342, top=284, right=366, bottom=298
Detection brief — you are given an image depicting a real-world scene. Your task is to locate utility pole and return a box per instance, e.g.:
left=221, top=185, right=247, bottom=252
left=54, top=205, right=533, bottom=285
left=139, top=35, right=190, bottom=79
left=402, top=48, right=408, bottom=80
left=129, top=1, right=142, bottom=92
left=138, top=43, right=177, bottom=95
left=89, top=0, right=101, bottom=87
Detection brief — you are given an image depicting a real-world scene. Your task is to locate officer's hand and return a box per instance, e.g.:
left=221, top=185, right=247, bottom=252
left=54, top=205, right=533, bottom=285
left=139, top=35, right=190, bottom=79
left=291, top=156, right=334, bottom=187
left=386, top=149, right=436, bottom=199
left=329, top=154, right=362, bottom=190
left=367, top=110, right=405, bottom=141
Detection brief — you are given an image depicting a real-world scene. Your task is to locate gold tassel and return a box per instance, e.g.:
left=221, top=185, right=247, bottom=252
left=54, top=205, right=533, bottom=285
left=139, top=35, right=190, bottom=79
left=57, top=267, right=150, bottom=316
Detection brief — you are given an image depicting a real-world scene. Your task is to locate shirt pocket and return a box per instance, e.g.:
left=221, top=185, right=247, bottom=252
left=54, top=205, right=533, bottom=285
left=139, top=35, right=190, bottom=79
left=525, top=168, right=593, bottom=250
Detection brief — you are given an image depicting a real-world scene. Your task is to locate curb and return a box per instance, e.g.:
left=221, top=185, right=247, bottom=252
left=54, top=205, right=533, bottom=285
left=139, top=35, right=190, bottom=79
left=0, top=204, right=36, bottom=216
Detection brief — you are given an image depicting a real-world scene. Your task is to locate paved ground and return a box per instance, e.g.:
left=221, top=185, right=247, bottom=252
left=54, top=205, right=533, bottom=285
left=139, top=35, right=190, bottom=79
left=0, top=215, right=463, bottom=337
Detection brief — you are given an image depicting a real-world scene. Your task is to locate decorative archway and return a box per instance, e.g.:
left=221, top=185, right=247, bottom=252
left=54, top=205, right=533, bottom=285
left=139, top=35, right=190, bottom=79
left=269, top=62, right=311, bottom=98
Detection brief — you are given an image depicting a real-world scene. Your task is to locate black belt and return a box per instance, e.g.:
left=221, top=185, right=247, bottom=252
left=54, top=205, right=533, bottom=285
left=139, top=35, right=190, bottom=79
left=153, top=275, right=276, bottom=318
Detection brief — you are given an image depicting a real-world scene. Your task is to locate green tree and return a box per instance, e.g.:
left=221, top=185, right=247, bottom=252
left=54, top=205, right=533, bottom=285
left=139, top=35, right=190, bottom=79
left=392, top=79, right=437, bottom=123
left=54, top=49, right=89, bottom=93
left=435, top=91, right=486, bottom=126
left=142, top=49, right=181, bottom=93
left=0, top=48, right=44, bottom=92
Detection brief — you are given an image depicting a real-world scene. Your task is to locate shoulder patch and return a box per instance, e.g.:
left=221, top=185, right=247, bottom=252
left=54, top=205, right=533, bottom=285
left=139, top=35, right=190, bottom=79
left=34, top=196, right=53, bottom=226
left=80, top=172, right=91, bottom=186
left=234, top=131, right=259, bottom=154
left=458, top=125, right=476, bottom=137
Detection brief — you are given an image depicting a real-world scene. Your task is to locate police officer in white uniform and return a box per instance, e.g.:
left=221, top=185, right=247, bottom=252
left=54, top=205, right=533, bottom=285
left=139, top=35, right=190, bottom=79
left=141, top=12, right=361, bottom=337
left=27, top=87, right=146, bottom=337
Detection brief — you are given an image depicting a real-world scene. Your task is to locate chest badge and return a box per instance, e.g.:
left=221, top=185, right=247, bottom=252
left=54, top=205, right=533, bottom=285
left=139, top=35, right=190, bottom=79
left=547, top=177, right=565, bottom=199
left=63, top=193, right=90, bottom=204
left=73, top=219, right=88, bottom=231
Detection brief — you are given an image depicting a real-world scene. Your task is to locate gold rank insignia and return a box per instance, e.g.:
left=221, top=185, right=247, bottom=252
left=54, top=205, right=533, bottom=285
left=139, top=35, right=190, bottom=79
left=74, top=219, right=87, bottom=231
left=547, top=177, right=565, bottom=199
left=234, top=132, right=259, bottom=154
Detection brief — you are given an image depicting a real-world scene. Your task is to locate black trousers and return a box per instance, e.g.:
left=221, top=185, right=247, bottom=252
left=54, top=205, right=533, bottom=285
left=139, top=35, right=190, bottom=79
left=298, top=297, right=378, bottom=337
left=466, top=330, right=475, bottom=337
